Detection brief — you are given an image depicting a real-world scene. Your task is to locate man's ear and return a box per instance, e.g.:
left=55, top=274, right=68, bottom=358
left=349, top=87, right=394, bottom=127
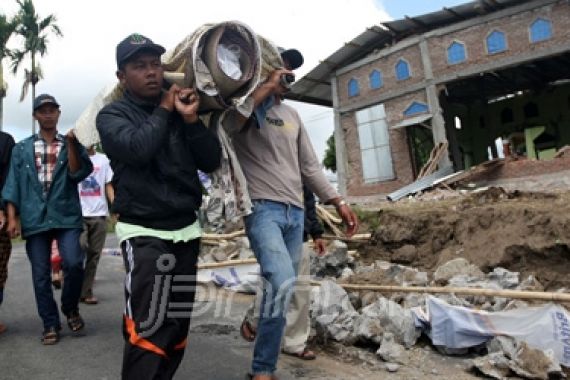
left=116, top=69, right=126, bottom=85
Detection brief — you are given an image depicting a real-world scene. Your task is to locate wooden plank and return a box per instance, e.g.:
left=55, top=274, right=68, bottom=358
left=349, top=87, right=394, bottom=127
left=417, top=141, right=448, bottom=179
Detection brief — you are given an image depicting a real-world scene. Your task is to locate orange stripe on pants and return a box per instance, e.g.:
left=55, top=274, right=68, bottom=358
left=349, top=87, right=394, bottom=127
left=174, top=338, right=187, bottom=350
left=124, top=316, right=167, bottom=357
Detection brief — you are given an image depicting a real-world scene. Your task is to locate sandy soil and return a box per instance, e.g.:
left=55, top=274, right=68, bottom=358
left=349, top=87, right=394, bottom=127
left=357, top=187, right=570, bottom=290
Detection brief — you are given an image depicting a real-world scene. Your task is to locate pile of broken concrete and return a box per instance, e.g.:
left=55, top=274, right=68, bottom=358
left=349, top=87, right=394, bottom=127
left=309, top=251, right=569, bottom=380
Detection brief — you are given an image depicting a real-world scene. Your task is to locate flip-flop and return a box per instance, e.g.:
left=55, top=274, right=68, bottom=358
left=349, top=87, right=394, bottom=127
left=282, top=348, right=317, bottom=360
left=41, top=327, right=60, bottom=345
left=67, top=311, right=85, bottom=333
left=80, top=296, right=99, bottom=305
left=245, top=374, right=279, bottom=380
left=240, top=318, right=256, bottom=342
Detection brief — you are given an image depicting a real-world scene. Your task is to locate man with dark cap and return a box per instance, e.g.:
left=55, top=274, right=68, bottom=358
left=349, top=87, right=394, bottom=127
left=96, top=33, right=221, bottom=380
left=226, top=47, right=359, bottom=380
left=2, top=94, right=93, bottom=345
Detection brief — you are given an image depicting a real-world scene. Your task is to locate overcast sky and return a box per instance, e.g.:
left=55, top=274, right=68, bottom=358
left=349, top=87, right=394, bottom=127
left=2, top=0, right=465, bottom=160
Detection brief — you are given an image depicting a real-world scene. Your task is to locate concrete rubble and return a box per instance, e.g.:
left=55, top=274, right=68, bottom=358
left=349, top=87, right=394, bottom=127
left=310, top=240, right=350, bottom=278
left=433, top=257, right=485, bottom=285
left=472, top=336, right=564, bottom=380
left=308, top=256, right=569, bottom=379
left=199, top=213, right=570, bottom=379
left=376, top=332, right=408, bottom=365
left=311, top=280, right=359, bottom=344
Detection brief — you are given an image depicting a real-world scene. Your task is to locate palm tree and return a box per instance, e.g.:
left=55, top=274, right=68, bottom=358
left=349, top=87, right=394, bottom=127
left=0, top=13, right=17, bottom=131
left=10, top=0, right=62, bottom=134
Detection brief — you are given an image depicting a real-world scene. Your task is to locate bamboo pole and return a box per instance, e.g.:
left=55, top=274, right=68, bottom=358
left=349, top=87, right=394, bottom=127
left=316, top=205, right=342, bottom=225
left=321, top=233, right=371, bottom=242
left=196, top=259, right=570, bottom=302
left=202, top=230, right=246, bottom=240
left=316, top=207, right=345, bottom=237
left=197, top=258, right=257, bottom=269
left=316, top=283, right=570, bottom=303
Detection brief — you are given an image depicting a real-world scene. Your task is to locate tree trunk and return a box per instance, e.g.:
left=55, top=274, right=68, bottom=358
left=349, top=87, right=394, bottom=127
left=31, top=53, right=36, bottom=135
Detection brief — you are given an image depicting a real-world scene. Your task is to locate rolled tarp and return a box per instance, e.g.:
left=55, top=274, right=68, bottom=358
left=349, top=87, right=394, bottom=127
left=74, top=20, right=284, bottom=147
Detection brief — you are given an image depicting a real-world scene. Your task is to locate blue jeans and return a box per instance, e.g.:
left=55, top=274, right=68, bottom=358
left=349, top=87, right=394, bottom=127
left=245, top=200, right=304, bottom=375
left=26, top=228, right=85, bottom=330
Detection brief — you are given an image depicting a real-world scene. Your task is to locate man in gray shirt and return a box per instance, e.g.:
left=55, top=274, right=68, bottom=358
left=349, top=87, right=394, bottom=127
left=227, top=47, right=358, bottom=380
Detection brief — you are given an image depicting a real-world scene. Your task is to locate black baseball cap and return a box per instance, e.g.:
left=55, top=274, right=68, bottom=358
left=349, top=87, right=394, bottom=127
left=278, top=47, right=304, bottom=70
left=116, top=33, right=166, bottom=69
left=33, top=94, right=60, bottom=111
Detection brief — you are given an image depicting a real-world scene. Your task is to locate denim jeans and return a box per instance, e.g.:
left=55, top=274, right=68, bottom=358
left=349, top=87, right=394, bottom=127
left=245, top=200, right=304, bottom=375
left=26, top=228, right=85, bottom=330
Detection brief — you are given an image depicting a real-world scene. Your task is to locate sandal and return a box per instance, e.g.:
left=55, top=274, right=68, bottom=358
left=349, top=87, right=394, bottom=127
left=41, top=326, right=60, bottom=345
left=282, top=347, right=317, bottom=360
left=240, top=318, right=256, bottom=342
left=80, top=296, right=98, bottom=305
left=67, top=310, right=85, bottom=333
left=245, top=374, right=279, bottom=380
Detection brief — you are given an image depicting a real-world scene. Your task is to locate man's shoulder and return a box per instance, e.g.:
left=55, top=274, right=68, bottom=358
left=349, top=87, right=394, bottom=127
left=100, top=96, right=131, bottom=113
left=16, top=136, right=34, bottom=146
left=0, top=131, right=14, bottom=141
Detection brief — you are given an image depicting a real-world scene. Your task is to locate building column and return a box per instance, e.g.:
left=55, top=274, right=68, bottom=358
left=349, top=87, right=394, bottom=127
left=331, top=77, right=348, bottom=196
left=420, top=39, right=452, bottom=168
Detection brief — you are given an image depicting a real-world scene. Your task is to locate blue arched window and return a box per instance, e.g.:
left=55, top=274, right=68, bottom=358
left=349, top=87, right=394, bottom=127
left=447, top=41, right=466, bottom=64
left=530, top=18, right=552, bottom=43
left=348, top=78, right=360, bottom=97
left=395, top=59, right=411, bottom=81
left=369, top=70, right=383, bottom=89
left=486, top=30, right=507, bottom=54
left=404, top=102, right=429, bottom=117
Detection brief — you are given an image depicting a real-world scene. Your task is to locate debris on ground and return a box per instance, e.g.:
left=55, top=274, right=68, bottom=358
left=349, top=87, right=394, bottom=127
left=472, top=336, right=564, bottom=380
left=197, top=187, right=570, bottom=379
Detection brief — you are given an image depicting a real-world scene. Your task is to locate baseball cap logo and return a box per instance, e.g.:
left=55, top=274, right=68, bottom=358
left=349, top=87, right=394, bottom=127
left=129, top=33, right=147, bottom=45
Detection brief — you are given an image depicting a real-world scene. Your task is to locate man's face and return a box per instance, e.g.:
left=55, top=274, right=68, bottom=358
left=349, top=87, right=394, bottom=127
left=33, top=104, right=60, bottom=131
left=117, top=51, right=163, bottom=100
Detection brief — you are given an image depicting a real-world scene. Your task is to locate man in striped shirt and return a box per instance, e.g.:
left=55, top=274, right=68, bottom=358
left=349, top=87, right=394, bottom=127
left=3, top=94, right=93, bottom=345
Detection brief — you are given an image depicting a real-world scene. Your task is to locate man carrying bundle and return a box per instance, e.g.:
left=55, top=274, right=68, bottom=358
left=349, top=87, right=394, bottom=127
left=96, top=33, right=221, bottom=380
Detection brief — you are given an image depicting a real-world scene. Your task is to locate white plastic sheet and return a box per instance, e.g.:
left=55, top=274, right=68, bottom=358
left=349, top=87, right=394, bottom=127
left=412, top=296, right=570, bottom=367
left=197, top=263, right=259, bottom=294
left=217, top=44, right=242, bottom=80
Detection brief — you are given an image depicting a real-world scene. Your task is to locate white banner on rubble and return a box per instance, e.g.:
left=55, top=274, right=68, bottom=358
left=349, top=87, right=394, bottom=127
left=197, top=263, right=259, bottom=294
left=412, top=296, right=570, bottom=367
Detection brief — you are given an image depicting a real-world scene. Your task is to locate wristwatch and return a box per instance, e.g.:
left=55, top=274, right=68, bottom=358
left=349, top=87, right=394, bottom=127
left=336, top=199, right=347, bottom=208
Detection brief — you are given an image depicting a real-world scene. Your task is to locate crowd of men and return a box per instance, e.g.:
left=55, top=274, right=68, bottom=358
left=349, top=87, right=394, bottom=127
left=0, top=33, right=359, bottom=380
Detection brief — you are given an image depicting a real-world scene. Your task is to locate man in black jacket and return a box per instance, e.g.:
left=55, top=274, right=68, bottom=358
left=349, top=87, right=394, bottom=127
left=96, top=33, right=221, bottom=380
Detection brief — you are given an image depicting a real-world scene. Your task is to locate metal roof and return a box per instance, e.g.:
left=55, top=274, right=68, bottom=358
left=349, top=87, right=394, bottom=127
left=286, top=0, right=533, bottom=107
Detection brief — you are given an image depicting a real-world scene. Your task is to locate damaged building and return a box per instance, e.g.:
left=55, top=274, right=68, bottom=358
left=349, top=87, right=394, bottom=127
left=290, top=0, right=570, bottom=200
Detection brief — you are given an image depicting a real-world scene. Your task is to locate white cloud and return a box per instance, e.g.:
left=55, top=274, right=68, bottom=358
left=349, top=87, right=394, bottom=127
left=2, top=0, right=390, bottom=158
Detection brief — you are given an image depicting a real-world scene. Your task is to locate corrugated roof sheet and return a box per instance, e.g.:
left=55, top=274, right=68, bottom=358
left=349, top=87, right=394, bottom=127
left=286, top=0, right=533, bottom=107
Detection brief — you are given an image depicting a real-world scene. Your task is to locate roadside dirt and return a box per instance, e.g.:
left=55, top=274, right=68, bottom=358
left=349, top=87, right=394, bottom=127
left=357, top=187, right=570, bottom=290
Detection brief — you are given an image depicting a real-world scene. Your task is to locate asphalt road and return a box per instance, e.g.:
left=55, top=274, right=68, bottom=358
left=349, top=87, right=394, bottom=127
left=0, top=234, right=372, bottom=380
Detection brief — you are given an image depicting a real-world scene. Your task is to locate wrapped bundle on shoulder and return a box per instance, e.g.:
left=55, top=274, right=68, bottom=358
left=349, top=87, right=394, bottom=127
left=74, top=20, right=285, bottom=147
